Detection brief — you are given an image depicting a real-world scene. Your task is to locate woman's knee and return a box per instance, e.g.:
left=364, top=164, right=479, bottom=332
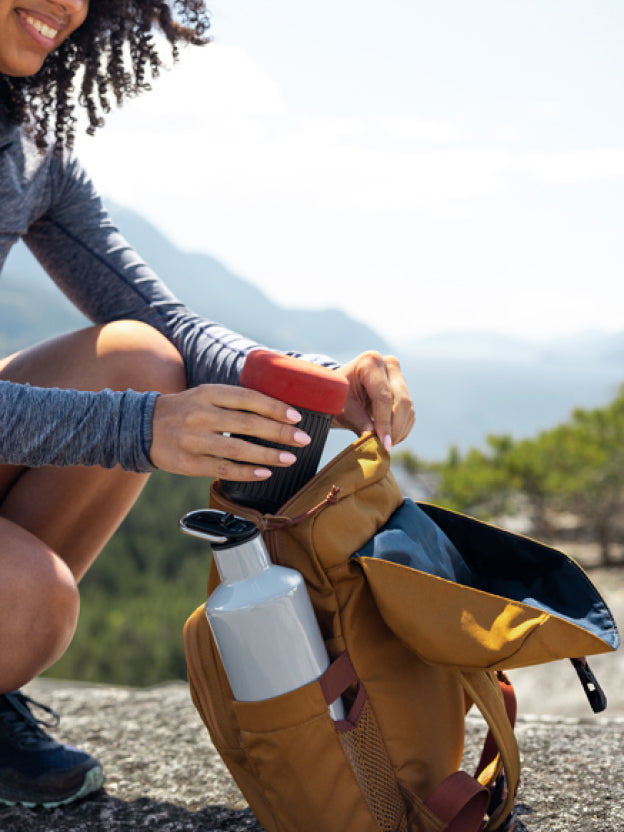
left=0, top=320, right=187, bottom=396
left=95, top=320, right=187, bottom=395
left=0, top=526, right=80, bottom=691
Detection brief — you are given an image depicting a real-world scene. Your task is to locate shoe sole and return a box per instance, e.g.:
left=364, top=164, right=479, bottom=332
left=0, top=765, right=105, bottom=809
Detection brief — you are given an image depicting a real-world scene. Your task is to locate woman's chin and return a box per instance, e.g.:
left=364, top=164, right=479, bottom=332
left=0, top=56, right=47, bottom=77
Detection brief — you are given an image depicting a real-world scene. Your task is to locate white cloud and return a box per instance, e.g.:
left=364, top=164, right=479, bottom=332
left=73, top=42, right=624, bottom=346
left=519, top=148, right=624, bottom=185
left=535, top=101, right=565, bottom=121
left=379, top=116, right=467, bottom=145
left=95, top=42, right=284, bottom=129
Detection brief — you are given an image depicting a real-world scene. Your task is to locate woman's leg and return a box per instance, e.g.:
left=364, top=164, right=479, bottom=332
left=0, top=321, right=187, bottom=691
left=0, top=518, right=80, bottom=692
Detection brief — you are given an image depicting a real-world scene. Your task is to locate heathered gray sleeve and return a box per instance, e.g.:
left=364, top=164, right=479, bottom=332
left=3, top=145, right=338, bottom=472
left=23, top=151, right=339, bottom=390
left=0, top=381, right=158, bottom=472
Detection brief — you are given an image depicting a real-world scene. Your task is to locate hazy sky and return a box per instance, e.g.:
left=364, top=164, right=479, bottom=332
left=74, top=0, right=624, bottom=347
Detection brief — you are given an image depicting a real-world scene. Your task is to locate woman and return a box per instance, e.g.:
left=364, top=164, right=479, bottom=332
left=0, top=0, right=415, bottom=809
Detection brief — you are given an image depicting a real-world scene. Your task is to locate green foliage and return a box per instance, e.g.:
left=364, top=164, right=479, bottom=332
left=44, top=471, right=215, bottom=686
left=418, top=385, right=624, bottom=566
left=392, top=449, right=422, bottom=476
left=546, top=393, right=624, bottom=562
left=434, top=441, right=513, bottom=518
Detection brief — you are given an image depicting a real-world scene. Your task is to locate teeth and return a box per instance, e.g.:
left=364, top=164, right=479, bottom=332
left=25, top=14, right=59, bottom=39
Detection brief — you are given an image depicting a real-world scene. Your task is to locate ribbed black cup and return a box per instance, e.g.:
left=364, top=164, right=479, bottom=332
left=220, top=350, right=349, bottom=514
left=220, top=407, right=333, bottom=514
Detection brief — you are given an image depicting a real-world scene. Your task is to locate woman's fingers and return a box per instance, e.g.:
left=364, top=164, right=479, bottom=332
left=333, top=352, right=415, bottom=449
left=149, top=384, right=311, bottom=478
left=379, top=355, right=415, bottom=445
left=149, top=350, right=416, bottom=479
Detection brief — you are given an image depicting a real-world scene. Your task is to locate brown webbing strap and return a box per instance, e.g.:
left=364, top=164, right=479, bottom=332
left=424, top=771, right=489, bottom=832
left=319, top=651, right=367, bottom=731
left=458, top=671, right=521, bottom=832
left=319, top=650, right=358, bottom=703
left=476, top=671, right=517, bottom=781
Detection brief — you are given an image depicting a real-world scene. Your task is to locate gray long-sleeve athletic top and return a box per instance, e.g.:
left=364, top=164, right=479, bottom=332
left=0, top=113, right=337, bottom=473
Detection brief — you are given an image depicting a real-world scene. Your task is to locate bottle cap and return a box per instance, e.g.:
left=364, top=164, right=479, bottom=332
left=180, top=510, right=260, bottom=549
left=240, top=350, right=349, bottom=415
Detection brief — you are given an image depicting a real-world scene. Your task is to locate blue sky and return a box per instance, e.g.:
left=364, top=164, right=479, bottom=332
left=75, top=0, right=624, bottom=346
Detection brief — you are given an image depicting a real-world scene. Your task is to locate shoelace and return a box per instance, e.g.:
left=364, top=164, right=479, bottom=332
left=0, top=692, right=61, bottom=748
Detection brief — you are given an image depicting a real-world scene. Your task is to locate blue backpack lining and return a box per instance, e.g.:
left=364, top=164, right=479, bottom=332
left=354, top=499, right=619, bottom=649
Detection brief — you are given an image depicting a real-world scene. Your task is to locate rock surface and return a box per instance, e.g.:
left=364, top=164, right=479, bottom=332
left=0, top=671, right=620, bottom=832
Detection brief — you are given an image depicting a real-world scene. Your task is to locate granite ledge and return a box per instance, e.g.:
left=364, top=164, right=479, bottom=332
left=0, top=679, right=621, bottom=832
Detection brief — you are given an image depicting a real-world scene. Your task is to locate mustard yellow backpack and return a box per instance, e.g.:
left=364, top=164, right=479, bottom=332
left=183, top=433, right=619, bottom=832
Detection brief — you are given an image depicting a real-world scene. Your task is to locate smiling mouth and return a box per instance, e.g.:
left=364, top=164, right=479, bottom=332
left=19, top=11, right=61, bottom=45
left=24, top=13, right=60, bottom=39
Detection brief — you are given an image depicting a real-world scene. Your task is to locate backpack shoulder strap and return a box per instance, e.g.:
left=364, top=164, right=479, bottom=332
left=457, top=670, right=521, bottom=831
left=474, top=671, right=517, bottom=785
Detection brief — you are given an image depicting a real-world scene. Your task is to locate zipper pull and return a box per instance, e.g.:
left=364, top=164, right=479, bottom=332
left=570, top=657, right=607, bottom=713
left=264, top=485, right=341, bottom=530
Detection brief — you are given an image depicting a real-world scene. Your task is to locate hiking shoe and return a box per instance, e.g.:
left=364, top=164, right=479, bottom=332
left=0, top=691, right=105, bottom=808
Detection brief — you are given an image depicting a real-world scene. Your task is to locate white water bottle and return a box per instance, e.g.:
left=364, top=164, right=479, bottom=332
left=179, top=509, right=345, bottom=721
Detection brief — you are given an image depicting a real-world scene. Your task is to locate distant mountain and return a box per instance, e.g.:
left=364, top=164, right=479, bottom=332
left=537, top=330, right=624, bottom=365
left=394, top=330, right=624, bottom=460
left=105, top=205, right=391, bottom=361
left=403, top=331, right=542, bottom=363
left=1, top=204, right=389, bottom=362
left=0, top=275, right=88, bottom=356
left=403, top=328, right=624, bottom=366
left=395, top=353, right=622, bottom=461
left=2, top=206, right=623, bottom=462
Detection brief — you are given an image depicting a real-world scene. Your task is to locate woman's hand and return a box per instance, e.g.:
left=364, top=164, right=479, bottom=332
left=333, top=351, right=415, bottom=451
left=149, top=384, right=310, bottom=479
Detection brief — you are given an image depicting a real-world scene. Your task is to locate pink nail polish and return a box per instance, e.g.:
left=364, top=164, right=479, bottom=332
left=294, top=430, right=311, bottom=446
left=254, top=468, right=272, bottom=479
left=279, top=452, right=297, bottom=465
left=384, top=435, right=393, bottom=453
left=287, top=408, right=302, bottom=422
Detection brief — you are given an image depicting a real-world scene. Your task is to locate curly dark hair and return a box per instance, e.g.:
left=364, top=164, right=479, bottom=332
left=0, top=0, right=210, bottom=151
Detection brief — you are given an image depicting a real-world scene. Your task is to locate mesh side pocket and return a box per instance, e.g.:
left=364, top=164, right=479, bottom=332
left=339, top=700, right=408, bottom=832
